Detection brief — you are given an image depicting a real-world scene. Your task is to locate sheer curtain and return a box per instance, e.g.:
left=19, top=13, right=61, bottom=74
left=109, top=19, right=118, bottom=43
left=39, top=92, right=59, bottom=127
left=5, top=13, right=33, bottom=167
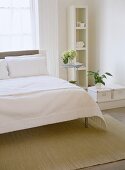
left=38, top=0, right=59, bottom=77
left=0, top=0, right=38, bottom=52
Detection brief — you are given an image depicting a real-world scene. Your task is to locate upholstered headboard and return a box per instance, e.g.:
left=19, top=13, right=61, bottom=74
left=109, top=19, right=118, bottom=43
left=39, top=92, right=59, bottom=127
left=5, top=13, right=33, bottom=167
left=0, top=50, right=43, bottom=59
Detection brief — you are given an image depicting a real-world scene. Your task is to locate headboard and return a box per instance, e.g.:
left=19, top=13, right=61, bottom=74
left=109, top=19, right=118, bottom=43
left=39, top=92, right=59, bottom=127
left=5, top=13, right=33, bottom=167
left=0, top=50, right=42, bottom=59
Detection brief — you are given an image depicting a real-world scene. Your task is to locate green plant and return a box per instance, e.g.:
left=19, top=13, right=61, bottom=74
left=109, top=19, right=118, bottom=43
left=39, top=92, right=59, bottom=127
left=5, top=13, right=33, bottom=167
left=88, top=71, right=112, bottom=85
left=62, top=50, right=77, bottom=64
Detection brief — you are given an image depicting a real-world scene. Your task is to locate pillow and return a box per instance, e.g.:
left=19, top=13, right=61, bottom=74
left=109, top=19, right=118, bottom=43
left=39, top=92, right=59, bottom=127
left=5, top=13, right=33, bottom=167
left=0, top=59, right=9, bottom=79
left=5, top=56, right=48, bottom=78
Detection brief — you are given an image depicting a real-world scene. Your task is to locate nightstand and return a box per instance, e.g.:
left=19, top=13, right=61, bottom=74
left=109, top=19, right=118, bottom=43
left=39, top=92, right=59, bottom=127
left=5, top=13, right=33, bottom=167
left=62, top=62, right=84, bottom=85
left=88, top=85, right=125, bottom=110
left=88, top=86, right=112, bottom=103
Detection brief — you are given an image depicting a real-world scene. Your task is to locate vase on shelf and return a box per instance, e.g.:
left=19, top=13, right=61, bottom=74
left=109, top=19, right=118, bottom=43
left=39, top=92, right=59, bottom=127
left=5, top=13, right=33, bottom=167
left=68, top=58, right=72, bottom=64
left=68, top=58, right=75, bottom=65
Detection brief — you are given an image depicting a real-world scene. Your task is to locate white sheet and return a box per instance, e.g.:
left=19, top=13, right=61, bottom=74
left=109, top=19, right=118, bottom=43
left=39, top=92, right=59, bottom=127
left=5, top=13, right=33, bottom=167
left=0, top=76, right=106, bottom=134
left=0, top=59, right=9, bottom=79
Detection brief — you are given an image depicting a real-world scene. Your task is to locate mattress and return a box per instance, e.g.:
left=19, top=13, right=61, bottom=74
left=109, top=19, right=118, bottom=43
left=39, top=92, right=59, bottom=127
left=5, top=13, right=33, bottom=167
left=0, top=76, right=106, bottom=133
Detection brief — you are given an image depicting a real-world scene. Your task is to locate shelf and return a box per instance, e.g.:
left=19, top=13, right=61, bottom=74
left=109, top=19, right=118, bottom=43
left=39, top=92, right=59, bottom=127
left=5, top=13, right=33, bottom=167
left=76, top=27, right=87, bottom=30
left=76, top=47, right=86, bottom=51
left=77, top=66, right=86, bottom=71
left=79, top=86, right=88, bottom=90
left=68, top=5, right=88, bottom=88
left=62, top=62, right=84, bottom=68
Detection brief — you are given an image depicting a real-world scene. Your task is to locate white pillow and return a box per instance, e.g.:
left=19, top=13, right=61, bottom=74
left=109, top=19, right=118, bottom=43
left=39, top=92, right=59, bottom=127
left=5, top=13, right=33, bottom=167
left=5, top=56, right=48, bottom=78
left=0, top=59, right=9, bottom=79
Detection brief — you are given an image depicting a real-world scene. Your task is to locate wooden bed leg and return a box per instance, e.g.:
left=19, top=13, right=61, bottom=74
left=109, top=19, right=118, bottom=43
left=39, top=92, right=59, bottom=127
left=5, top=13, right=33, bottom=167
left=85, top=117, right=89, bottom=128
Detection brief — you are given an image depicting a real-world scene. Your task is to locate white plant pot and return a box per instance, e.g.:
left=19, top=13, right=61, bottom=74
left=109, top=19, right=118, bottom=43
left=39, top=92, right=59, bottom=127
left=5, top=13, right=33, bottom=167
left=95, top=83, right=102, bottom=89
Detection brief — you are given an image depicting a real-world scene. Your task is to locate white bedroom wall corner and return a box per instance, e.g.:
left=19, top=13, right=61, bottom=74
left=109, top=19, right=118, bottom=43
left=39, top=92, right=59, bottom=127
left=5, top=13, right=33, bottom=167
left=96, top=0, right=125, bottom=85
left=87, top=0, right=105, bottom=70
left=87, top=0, right=114, bottom=85
left=38, top=0, right=59, bottom=77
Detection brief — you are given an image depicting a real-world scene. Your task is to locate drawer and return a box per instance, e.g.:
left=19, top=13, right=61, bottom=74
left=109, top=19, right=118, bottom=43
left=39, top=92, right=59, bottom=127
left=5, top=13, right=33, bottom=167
left=97, top=91, right=112, bottom=102
left=88, top=84, right=125, bottom=104
left=88, top=89, right=112, bottom=102
left=112, top=89, right=125, bottom=100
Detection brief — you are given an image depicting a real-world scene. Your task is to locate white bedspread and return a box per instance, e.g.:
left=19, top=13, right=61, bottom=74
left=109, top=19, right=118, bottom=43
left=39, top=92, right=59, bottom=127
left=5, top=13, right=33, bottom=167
left=0, top=76, right=106, bottom=133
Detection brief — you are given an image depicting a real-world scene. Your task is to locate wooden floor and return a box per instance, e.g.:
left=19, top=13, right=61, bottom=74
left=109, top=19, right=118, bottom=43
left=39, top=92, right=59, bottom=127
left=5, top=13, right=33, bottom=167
left=82, top=107, right=125, bottom=170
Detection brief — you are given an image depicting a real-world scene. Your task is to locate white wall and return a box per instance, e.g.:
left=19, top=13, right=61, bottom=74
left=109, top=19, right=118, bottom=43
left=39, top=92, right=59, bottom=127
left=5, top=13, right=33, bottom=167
left=87, top=0, right=107, bottom=85
left=87, top=0, right=105, bottom=70
left=96, top=0, right=125, bottom=85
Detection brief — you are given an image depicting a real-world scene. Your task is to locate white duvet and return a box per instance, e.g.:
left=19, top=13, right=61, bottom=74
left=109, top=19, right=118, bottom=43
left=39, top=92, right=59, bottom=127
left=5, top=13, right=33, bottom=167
left=0, top=76, right=106, bottom=134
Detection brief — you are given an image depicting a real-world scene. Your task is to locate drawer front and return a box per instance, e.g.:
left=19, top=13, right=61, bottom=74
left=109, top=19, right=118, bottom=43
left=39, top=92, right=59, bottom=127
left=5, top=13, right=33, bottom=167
left=112, top=89, right=125, bottom=100
left=97, top=91, right=112, bottom=102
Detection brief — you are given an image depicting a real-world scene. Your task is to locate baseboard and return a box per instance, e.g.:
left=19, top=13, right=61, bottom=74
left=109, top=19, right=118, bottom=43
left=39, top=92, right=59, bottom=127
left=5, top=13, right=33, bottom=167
left=98, top=99, right=125, bottom=110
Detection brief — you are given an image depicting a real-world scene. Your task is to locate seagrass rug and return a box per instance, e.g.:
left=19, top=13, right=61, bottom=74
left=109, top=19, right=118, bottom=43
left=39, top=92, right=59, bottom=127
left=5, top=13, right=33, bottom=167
left=0, top=115, right=125, bottom=170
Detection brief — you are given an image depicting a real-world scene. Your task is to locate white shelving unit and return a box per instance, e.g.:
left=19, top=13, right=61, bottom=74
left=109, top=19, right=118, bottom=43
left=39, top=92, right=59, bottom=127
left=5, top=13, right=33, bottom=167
left=67, top=5, right=88, bottom=88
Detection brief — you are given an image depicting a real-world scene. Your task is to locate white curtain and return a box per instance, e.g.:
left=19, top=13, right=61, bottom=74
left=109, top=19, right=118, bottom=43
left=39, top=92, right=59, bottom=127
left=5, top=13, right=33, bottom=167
left=0, top=0, right=38, bottom=52
left=38, top=0, right=59, bottom=77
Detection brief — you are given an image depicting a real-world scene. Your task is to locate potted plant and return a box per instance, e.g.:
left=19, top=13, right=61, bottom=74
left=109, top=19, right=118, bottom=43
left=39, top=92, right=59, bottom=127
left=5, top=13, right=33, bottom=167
left=88, top=70, right=112, bottom=88
left=62, top=50, right=77, bottom=64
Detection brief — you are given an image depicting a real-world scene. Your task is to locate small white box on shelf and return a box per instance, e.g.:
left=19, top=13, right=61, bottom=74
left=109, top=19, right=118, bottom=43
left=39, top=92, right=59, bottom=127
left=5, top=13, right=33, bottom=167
left=80, top=22, right=86, bottom=28
left=76, top=41, right=85, bottom=48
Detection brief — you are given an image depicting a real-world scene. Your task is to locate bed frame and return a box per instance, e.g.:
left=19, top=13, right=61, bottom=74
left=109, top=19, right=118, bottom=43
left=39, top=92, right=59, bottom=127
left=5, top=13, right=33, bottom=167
left=0, top=50, right=39, bottom=59
left=0, top=50, right=89, bottom=131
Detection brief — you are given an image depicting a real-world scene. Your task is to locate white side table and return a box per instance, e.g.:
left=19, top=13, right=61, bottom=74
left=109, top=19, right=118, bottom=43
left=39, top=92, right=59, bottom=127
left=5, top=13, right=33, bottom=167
left=62, top=62, right=84, bottom=85
left=88, top=85, right=125, bottom=110
left=88, top=86, right=112, bottom=103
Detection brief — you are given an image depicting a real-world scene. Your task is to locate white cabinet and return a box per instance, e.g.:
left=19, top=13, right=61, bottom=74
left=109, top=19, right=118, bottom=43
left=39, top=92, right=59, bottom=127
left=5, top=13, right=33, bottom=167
left=67, top=5, right=88, bottom=88
left=88, top=85, right=125, bottom=110
left=111, top=84, right=125, bottom=100
left=88, top=86, right=112, bottom=103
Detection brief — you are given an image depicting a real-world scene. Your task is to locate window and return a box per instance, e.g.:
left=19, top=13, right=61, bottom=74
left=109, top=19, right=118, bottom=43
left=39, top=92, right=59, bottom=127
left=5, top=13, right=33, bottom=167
left=0, top=0, right=39, bottom=52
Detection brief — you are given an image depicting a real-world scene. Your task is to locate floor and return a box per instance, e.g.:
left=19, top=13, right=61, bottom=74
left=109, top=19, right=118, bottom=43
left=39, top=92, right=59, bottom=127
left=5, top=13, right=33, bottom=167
left=82, top=107, right=125, bottom=170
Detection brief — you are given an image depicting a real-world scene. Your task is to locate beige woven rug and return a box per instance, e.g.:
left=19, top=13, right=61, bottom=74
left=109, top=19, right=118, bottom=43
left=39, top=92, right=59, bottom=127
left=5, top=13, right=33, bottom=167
left=0, top=115, right=125, bottom=170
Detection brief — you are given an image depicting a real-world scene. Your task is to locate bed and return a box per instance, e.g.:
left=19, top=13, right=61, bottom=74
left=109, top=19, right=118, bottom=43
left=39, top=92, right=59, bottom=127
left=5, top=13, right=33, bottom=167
left=0, top=50, right=106, bottom=134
